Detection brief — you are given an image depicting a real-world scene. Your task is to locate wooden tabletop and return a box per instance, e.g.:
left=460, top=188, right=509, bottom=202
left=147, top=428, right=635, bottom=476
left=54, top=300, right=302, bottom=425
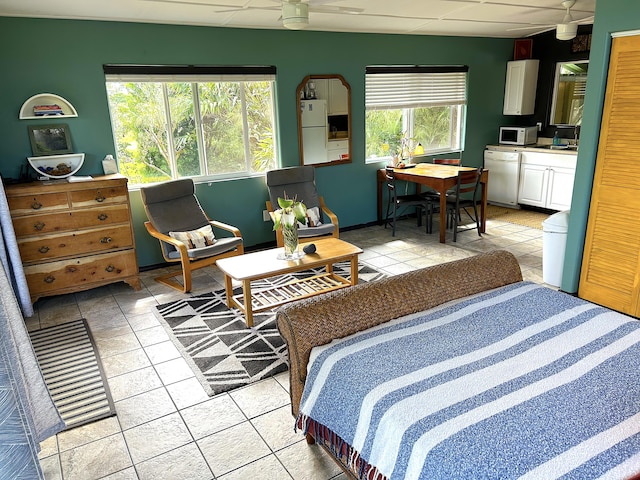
left=216, top=237, right=363, bottom=281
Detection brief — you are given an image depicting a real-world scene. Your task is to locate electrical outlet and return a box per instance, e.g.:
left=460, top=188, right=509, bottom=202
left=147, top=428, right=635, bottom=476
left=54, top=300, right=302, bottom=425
left=536, top=122, right=542, bottom=132
left=263, top=209, right=271, bottom=222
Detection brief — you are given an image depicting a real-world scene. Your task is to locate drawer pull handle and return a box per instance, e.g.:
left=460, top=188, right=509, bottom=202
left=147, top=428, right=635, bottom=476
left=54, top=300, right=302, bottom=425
left=44, top=275, right=55, bottom=284
left=105, top=265, right=116, bottom=273
left=96, top=195, right=106, bottom=203
left=38, top=246, right=50, bottom=254
left=67, top=267, right=77, bottom=273
left=31, top=201, right=42, bottom=210
left=101, top=237, right=113, bottom=244
left=34, top=221, right=45, bottom=231
left=98, top=213, right=108, bottom=221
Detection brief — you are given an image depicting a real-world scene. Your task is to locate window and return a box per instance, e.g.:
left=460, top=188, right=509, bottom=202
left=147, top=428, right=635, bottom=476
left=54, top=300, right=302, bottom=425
left=365, top=66, right=468, bottom=163
left=104, top=65, right=277, bottom=186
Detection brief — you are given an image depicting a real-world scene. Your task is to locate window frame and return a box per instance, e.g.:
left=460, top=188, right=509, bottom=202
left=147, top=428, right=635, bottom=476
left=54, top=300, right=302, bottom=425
left=104, top=64, right=278, bottom=187
left=364, top=65, right=468, bottom=164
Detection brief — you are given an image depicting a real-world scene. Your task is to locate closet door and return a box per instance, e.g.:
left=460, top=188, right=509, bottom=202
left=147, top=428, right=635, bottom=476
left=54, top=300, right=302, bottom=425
left=579, top=35, right=640, bottom=316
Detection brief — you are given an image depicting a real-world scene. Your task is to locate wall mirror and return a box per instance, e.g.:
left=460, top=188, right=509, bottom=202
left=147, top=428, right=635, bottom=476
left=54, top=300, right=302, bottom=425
left=296, top=74, right=351, bottom=166
left=550, top=60, right=588, bottom=126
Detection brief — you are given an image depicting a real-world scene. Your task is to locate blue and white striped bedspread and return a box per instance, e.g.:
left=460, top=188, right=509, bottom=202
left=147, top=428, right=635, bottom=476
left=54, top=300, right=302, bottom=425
left=297, top=282, right=640, bottom=480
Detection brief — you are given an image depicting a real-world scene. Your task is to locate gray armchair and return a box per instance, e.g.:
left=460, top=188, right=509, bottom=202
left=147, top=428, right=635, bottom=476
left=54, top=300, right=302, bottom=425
left=265, top=166, right=338, bottom=247
left=140, top=178, right=243, bottom=293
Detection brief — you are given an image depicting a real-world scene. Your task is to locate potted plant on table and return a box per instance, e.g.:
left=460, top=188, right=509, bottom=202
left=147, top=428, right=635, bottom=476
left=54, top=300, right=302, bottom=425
left=270, top=194, right=307, bottom=259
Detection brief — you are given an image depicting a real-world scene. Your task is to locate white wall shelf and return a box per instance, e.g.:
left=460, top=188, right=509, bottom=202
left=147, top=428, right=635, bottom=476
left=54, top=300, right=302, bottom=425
left=19, top=93, right=78, bottom=119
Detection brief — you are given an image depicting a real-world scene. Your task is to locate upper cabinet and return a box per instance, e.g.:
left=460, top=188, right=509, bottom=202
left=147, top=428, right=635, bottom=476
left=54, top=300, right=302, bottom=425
left=19, top=93, right=78, bottom=119
left=550, top=60, right=588, bottom=126
left=297, top=74, right=352, bottom=167
left=503, top=60, right=539, bottom=115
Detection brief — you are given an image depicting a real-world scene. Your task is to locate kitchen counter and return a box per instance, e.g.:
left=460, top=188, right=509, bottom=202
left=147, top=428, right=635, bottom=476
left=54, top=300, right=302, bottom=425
left=486, top=144, right=578, bottom=155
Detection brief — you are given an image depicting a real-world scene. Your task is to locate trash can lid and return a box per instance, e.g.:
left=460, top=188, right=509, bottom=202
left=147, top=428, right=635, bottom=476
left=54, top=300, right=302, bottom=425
left=542, top=210, right=570, bottom=231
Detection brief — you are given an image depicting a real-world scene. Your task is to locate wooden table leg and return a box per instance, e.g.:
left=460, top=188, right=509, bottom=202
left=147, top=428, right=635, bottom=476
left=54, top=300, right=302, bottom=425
left=439, top=191, right=447, bottom=243
left=350, top=255, right=359, bottom=285
left=242, top=279, right=254, bottom=328
left=224, top=274, right=234, bottom=308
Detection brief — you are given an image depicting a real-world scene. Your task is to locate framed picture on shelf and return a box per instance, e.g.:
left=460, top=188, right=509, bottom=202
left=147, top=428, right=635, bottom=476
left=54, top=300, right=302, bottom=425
left=27, top=124, right=73, bottom=156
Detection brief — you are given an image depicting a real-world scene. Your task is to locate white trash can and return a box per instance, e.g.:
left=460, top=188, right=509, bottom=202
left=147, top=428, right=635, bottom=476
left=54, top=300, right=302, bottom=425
left=542, top=210, right=570, bottom=287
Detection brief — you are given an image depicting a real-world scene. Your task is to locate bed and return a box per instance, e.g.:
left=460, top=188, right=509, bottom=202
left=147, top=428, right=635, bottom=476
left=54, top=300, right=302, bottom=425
left=276, top=250, right=640, bottom=480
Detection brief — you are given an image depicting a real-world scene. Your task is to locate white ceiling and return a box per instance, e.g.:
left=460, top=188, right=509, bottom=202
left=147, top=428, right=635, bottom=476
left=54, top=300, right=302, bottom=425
left=0, top=0, right=595, bottom=38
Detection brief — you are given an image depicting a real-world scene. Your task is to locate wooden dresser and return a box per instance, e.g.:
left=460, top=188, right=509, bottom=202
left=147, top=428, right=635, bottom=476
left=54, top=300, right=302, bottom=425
left=5, top=174, right=141, bottom=303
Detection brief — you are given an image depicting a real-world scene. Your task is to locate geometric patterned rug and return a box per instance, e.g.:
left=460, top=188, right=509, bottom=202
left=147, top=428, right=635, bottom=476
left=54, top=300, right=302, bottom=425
left=154, top=262, right=385, bottom=396
left=29, top=319, right=116, bottom=430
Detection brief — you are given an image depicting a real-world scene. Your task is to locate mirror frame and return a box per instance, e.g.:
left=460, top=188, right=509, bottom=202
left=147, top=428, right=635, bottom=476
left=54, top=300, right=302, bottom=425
left=549, top=60, right=588, bottom=126
left=296, top=74, right=352, bottom=167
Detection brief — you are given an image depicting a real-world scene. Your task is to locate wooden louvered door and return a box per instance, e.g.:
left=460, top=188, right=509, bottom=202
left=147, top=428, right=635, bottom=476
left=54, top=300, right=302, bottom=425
left=579, top=35, right=640, bottom=316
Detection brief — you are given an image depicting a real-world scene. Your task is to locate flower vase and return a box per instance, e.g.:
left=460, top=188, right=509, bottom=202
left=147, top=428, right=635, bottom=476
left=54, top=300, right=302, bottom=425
left=281, top=213, right=299, bottom=259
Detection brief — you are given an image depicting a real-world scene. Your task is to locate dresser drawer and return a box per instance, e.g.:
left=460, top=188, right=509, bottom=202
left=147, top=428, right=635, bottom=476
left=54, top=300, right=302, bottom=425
left=7, top=192, right=69, bottom=216
left=18, top=225, right=134, bottom=263
left=24, top=250, right=138, bottom=297
left=70, top=185, right=128, bottom=208
left=11, top=205, right=132, bottom=238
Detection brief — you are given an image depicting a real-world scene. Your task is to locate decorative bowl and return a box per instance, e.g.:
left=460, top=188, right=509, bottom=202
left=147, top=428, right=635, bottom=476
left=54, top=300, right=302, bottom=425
left=28, top=153, right=85, bottom=179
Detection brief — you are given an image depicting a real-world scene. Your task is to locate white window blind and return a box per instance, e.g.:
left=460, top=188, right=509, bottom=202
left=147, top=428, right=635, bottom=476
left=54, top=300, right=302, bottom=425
left=103, top=65, right=276, bottom=83
left=365, top=66, right=468, bottom=110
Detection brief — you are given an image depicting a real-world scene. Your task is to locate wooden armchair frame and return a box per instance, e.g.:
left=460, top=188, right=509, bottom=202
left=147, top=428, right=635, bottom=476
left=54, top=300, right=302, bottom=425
left=144, top=218, right=243, bottom=293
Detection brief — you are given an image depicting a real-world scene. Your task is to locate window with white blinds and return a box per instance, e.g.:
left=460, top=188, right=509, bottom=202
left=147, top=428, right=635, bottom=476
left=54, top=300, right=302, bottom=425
left=365, top=66, right=468, bottom=110
left=365, top=66, right=468, bottom=162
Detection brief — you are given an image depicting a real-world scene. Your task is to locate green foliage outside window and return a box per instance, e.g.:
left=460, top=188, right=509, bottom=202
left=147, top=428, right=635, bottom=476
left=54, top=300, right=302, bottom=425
left=366, top=105, right=462, bottom=162
left=106, top=80, right=276, bottom=185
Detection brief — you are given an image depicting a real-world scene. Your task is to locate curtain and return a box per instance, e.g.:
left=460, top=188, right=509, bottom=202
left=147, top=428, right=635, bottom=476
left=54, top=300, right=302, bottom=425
left=0, top=179, right=33, bottom=317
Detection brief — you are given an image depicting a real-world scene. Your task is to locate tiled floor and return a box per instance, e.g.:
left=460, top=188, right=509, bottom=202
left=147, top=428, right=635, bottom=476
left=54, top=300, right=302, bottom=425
left=29, top=214, right=548, bottom=480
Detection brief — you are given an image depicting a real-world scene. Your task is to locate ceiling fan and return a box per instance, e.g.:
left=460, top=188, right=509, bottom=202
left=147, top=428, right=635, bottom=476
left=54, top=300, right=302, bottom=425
left=509, top=0, right=593, bottom=41
left=139, top=0, right=362, bottom=30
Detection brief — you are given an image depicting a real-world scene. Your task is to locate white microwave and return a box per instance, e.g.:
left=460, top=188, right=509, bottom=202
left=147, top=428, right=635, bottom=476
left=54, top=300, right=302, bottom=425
left=499, top=126, right=538, bottom=145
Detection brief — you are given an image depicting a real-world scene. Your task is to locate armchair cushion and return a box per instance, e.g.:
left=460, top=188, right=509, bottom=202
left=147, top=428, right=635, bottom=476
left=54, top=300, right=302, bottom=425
left=169, top=225, right=216, bottom=249
left=166, top=236, right=243, bottom=260
left=298, top=223, right=336, bottom=239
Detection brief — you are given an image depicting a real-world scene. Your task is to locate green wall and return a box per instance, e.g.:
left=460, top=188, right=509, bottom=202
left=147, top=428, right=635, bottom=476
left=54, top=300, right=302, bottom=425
left=561, top=0, right=638, bottom=293
left=0, top=17, right=513, bottom=268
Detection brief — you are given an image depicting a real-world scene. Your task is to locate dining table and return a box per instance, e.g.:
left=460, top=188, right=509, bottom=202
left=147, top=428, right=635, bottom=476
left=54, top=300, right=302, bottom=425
left=376, top=163, right=489, bottom=243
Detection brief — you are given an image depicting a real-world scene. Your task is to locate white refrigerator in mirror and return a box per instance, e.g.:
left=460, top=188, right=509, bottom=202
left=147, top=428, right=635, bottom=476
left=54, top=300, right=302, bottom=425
left=301, top=100, right=328, bottom=165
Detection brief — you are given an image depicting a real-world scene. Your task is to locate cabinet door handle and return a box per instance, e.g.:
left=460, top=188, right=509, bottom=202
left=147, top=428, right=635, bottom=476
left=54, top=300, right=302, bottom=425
left=31, top=200, right=42, bottom=210
left=105, top=265, right=115, bottom=273
left=44, top=275, right=55, bottom=284
left=34, top=221, right=45, bottom=231
left=98, top=213, right=108, bottom=221
left=38, top=246, right=50, bottom=254
left=95, top=195, right=106, bottom=203
left=100, top=237, right=112, bottom=244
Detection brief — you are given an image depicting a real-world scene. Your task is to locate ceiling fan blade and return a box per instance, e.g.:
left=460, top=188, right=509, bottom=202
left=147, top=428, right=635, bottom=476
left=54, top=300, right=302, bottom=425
left=506, top=24, right=555, bottom=32
left=309, top=5, right=363, bottom=14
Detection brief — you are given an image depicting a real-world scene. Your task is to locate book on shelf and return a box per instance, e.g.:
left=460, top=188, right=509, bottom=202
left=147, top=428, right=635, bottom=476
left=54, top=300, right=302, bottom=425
left=33, top=104, right=63, bottom=116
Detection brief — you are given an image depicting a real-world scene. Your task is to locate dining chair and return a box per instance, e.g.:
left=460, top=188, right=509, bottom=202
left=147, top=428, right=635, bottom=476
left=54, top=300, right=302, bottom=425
left=140, top=178, right=244, bottom=293
left=443, top=167, right=484, bottom=242
left=384, top=166, right=431, bottom=236
left=433, top=158, right=461, bottom=166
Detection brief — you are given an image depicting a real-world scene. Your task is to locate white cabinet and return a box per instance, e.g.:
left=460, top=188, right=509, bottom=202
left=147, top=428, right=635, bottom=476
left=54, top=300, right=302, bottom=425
left=503, top=60, right=539, bottom=115
left=313, top=78, right=348, bottom=115
left=328, top=79, right=348, bottom=115
left=517, top=151, right=576, bottom=210
left=327, top=139, right=349, bottom=162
